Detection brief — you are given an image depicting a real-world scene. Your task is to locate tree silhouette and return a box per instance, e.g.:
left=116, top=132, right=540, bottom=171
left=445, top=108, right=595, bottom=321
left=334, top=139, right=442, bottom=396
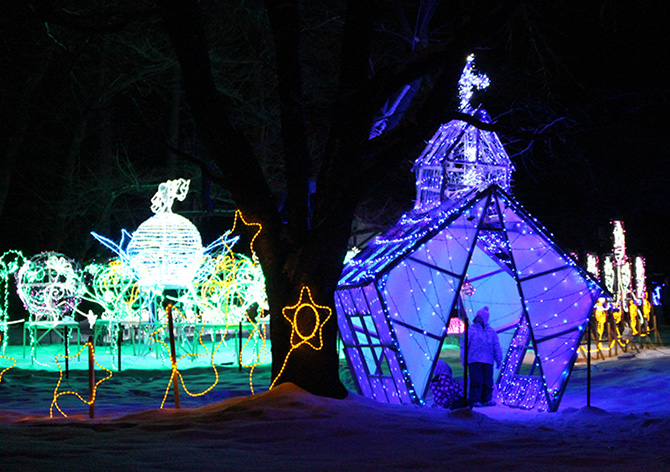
left=156, top=0, right=517, bottom=397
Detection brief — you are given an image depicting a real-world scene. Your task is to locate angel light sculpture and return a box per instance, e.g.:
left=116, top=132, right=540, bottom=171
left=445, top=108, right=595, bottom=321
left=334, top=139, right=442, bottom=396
left=92, top=179, right=231, bottom=290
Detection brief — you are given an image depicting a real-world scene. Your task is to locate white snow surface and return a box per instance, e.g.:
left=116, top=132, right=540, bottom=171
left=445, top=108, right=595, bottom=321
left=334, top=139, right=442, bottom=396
left=1, top=341, right=670, bottom=471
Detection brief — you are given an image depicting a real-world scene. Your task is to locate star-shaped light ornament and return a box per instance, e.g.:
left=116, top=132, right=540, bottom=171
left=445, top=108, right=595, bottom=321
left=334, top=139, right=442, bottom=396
left=283, top=286, right=332, bottom=350
left=270, top=286, right=332, bottom=389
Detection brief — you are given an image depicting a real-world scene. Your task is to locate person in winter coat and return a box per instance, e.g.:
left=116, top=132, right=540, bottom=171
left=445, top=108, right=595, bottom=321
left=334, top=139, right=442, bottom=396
left=463, top=306, right=502, bottom=407
left=429, top=360, right=464, bottom=409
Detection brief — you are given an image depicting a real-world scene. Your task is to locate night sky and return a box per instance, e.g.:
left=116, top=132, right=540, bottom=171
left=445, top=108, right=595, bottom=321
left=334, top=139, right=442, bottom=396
left=1, top=1, right=668, bottom=276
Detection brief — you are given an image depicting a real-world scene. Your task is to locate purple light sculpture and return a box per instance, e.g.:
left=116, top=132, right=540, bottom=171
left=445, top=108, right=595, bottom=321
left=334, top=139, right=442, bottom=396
left=335, top=55, right=606, bottom=412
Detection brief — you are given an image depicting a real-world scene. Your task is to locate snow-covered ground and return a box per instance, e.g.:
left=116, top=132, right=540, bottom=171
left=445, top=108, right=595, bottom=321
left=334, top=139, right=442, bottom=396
left=1, top=327, right=669, bottom=471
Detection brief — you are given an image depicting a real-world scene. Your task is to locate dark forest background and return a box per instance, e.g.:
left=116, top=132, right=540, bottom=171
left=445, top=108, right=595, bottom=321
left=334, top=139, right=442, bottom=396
left=1, top=1, right=668, bottom=275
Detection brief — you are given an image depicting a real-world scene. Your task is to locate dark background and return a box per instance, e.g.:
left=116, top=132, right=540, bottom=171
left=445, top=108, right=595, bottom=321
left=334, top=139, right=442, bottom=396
left=1, top=1, right=668, bottom=277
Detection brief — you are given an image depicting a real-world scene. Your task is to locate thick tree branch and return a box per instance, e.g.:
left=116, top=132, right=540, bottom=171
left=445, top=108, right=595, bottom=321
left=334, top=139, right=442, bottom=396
left=157, top=0, right=284, bottom=268
left=313, top=0, right=376, bottom=226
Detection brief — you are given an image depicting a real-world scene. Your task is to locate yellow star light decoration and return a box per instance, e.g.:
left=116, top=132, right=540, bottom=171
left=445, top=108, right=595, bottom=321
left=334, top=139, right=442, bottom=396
left=270, top=286, right=331, bottom=389
left=149, top=306, right=221, bottom=409
left=225, top=210, right=269, bottom=394
left=227, top=209, right=263, bottom=262
left=50, top=341, right=113, bottom=418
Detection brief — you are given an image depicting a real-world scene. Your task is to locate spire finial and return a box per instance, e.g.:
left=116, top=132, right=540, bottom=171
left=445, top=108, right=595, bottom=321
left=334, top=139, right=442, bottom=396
left=458, top=54, right=490, bottom=111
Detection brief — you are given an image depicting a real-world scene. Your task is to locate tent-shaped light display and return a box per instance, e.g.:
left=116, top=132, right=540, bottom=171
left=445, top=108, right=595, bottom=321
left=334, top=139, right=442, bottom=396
left=336, top=55, right=605, bottom=412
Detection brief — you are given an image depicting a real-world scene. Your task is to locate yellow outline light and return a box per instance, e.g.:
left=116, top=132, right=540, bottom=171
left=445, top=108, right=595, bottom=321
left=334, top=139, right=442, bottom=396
left=269, top=286, right=331, bottom=389
left=0, top=334, right=16, bottom=385
left=50, top=342, right=113, bottom=418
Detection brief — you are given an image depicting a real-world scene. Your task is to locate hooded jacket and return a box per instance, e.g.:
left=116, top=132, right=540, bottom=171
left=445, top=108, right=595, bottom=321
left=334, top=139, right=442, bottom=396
left=463, top=307, right=503, bottom=367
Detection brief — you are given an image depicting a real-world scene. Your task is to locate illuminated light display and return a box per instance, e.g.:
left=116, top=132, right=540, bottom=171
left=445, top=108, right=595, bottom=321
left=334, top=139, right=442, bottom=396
left=92, top=179, right=231, bottom=290
left=446, top=317, right=465, bottom=335
left=239, top=317, right=269, bottom=395
left=628, top=299, right=639, bottom=335
left=88, top=186, right=269, bottom=376
left=15, top=251, right=85, bottom=322
left=634, top=257, right=646, bottom=302
left=458, top=54, right=490, bottom=112
left=15, top=252, right=85, bottom=360
left=336, top=56, right=605, bottom=411
left=270, top=286, right=332, bottom=390
left=1, top=250, right=26, bottom=351
left=0, top=333, right=16, bottom=384
left=146, top=306, right=221, bottom=409
left=210, top=210, right=268, bottom=394
left=612, top=221, right=627, bottom=266
left=50, top=341, right=113, bottom=418
left=593, top=298, right=608, bottom=349
left=411, top=55, right=513, bottom=210
left=585, top=254, right=600, bottom=279
left=337, top=185, right=604, bottom=411
left=602, top=256, right=615, bottom=294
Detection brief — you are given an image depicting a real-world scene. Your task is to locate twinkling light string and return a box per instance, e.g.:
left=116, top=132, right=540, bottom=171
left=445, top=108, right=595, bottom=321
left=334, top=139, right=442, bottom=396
left=225, top=209, right=263, bottom=263
left=238, top=312, right=269, bottom=394
left=0, top=333, right=17, bottom=384
left=148, top=306, right=221, bottom=409
left=50, top=341, right=113, bottom=418
left=1, top=250, right=26, bottom=351
left=458, top=54, right=490, bottom=111
left=219, top=210, right=268, bottom=393
left=270, top=286, right=331, bottom=390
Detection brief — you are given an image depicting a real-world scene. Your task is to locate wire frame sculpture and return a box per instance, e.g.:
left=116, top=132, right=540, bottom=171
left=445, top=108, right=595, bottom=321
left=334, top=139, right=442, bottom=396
left=15, top=252, right=84, bottom=323
left=412, top=55, right=514, bottom=210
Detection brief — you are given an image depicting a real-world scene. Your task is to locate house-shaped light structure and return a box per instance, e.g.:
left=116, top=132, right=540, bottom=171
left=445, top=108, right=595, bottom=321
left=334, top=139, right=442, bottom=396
left=336, top=186, right=605, bottom=411
left=335, top=56, right=605, bottom=412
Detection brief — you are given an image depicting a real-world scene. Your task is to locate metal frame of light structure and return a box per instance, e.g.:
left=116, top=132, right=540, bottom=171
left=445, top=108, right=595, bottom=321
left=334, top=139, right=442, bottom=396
left=336, top=185, right=606, bottom=412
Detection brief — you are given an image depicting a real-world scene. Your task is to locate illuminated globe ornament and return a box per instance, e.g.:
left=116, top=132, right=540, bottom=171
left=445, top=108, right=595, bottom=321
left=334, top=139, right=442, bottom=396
left=92, top=179, right=229, bottom=290
left=15, top=251, right=84, bottom=322
left=130, top=179, right=203, bottom=288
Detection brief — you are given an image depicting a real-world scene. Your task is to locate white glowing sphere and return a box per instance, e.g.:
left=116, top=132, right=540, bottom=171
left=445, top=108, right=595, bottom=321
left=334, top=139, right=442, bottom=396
left=127, top=212, right=204, bottom=289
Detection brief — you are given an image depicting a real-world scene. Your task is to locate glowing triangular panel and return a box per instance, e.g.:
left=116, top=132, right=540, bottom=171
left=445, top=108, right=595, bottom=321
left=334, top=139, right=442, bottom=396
left=521, top=268, right=598, bottom=406
left=384, top=260, right=460, bottom=338
left=498, top=202, right=568, bottom=278
left=409, top=199, right=488, bottom=276
left=391, top=322, right=443, bottom=399
left=462, top=245, right=522, bottom=327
